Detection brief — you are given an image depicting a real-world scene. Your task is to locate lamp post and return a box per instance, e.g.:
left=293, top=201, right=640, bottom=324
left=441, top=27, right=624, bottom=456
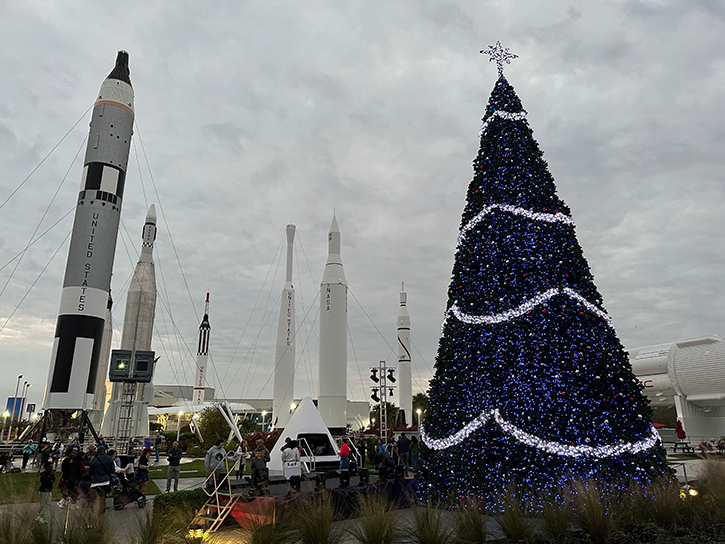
left=10, top=375, right=22, bottom=424
left=416, top=409, right=422, bottom=428
left=261, top=411, right=267, bottom=432
left=20, top=382, right=30, bottom=421
left=176, top=411, right=184, bottom=441
left=1, top=411, right=9, bottom=442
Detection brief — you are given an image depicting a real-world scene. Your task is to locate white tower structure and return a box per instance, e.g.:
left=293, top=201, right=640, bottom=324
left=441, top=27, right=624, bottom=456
left=397, top=283, right=413, bottom=427
left=272, top=225, right=296, bottom=429
left=101, top=205, right=157, bottom=439
left=318, top=214, right=348, bottom=434
left=192, top=294, right=211, bottom=405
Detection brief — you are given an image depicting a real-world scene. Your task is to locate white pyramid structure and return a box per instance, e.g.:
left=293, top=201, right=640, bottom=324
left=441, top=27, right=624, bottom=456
left=268, top=396, right=339, bottom=472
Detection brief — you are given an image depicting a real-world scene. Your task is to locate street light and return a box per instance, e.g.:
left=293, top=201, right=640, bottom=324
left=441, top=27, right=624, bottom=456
left=290, top=403, right=296, bottom=413
left=1, top=411, right=9, bottom=443
left=176, top=411, right=184, bottom=441
left=416, top=409, right=422, bottom=428
left=20, top=382, right=30, bottom=421
left=261, top=411, right=267, bottom=432
left=11, top=375, right=22, bottom=424
left=371, top=418, right=376, bottom=428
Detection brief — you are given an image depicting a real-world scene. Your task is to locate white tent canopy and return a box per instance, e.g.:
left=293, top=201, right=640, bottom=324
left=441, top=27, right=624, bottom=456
left=268, top=396, right=339, bottom=472
left=147, top=401, right=255, bottom=416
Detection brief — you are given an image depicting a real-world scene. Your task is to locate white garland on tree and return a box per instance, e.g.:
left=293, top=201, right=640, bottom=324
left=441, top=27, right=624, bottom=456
left=478, top=109, right=528, bottom=138
left=421, top=408, right=660, bottom=458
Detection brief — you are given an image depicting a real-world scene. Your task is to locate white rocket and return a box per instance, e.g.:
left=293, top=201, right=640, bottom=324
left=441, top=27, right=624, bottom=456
left=317, top=214, right=348, bottom=433
left=272, top=225, right=296, bottom=429
left=89, top=294, right=113, bottom=426
left=101, top=205, right=157, bottom=438
left=192, top=293, right=211, bottom=405
left=397, top=283, right=412, bottom=426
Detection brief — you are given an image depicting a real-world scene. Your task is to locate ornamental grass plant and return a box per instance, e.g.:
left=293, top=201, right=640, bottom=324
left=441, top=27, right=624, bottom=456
left=292, top=491, right=345, bottom=544
left=495, top=488, right=535, bottom=543
left=408, top=502, right=454, bottom=544
left=631, top=477, right=683, bottom=529
left=540, top=499, right=574, bottom=541
left=347, top=490, right=403, bottom=544
left=452, top=498, right=487, bottom=544
left=571, top=481, right=616, bottom=544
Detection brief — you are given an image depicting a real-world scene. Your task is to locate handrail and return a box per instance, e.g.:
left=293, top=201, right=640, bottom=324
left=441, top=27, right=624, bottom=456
left=202, top=455, right=234, bottom=498
left=341, top=436, right=362, bottom=467
left=297, top=437, right=315, bottom=472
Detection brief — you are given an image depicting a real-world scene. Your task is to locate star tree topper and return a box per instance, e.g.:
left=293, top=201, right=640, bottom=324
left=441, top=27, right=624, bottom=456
left=481, top=41, right=518, bottom=77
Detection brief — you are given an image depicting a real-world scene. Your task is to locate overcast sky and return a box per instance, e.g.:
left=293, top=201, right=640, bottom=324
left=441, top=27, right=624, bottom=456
left=0, top=1, right=723, bottom=414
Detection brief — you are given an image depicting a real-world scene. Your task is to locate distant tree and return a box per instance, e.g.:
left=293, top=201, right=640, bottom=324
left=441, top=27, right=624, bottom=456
left=413, top=393, right=428, bottom=414
left=369, top=402, right=398, bottom=429
left=197, top=405, right=230, bottom=445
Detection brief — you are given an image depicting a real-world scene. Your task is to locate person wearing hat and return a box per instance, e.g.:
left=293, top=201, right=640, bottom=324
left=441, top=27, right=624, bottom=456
left=22, top=439, right=36, bottom=471
left=87, top=445, right=115, bottom=512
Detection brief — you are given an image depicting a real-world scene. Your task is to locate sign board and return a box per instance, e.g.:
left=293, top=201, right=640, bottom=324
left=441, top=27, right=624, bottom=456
left=26, top=403, right=35, bottom=414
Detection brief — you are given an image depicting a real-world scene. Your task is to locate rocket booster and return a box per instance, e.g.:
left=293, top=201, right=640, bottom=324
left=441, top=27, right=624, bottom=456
left=317, top=215, right=348, bottom=432
left=101, top=205, right=157, bottom=438
left=43, top=52, right=134, bottom=411
left=272, top=225, right=296, bottom=429
left=397, top=284, right=412, bottom=426
left=192, top=294, right=211, bottom=405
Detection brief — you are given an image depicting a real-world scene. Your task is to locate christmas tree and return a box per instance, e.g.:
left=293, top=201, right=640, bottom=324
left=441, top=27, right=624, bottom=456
left=419, top=43, right=669, bottom=507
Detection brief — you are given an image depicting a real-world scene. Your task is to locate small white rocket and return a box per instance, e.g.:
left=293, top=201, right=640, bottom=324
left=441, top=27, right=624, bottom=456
left=101, top=205, right=158, bottom=438
left=317, top=214, right=348, bottom=433
left=272, top=225, right=296, bottom=429
left=397, top=283, right=412, bottom=426
left=192, top=294, right=211, bottom=405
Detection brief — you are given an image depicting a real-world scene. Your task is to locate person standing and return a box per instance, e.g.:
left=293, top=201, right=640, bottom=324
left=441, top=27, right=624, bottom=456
left=250, top=439, right=270, bottom=496
left=136, top=448, right=151, bottom=494
left=38, top=438, right=52, bottom=470
left=166, top=440, right=183, bottom=493
left=60, top=448, right=83, bottom=506
left=410, top=435, right=419, bottom=472
left=37, top=461, right=55, bottom=522
left=22, top=440, right=36, bottom=471
left=205, top=439, right=228, bottom=490
left=281, top=439, right=301, bottom=493
left=233, top=439, right=248, bottom=480
left=154, top=433, right=163, bottom=463
left=83, top=444, right=96, bottom=466
left=397, top=433, right=411, bottom=474
left=338, top=441, right=350, bottom=471
left=51, top=440, right=62, bottom=471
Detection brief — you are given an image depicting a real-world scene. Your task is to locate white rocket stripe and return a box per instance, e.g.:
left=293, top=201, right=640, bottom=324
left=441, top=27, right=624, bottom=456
left=43, top=337, right=95, bottom=411
left=58, top=287, right=109, bottom=319
left=99, top=166, right=119, bottom=193
left=448, top=287, right=613, bottom=329
left=420, top=409, right=660, bottom=458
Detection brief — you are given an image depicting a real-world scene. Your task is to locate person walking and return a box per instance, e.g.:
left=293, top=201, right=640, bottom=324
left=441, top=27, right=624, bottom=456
left=166, top=440, right=183, bottom=493
left=136, top=448, right=151, bottom=494
left=22, top=440, right=36, bottom=471
left=87, top=445, right=115, bottom=512
left=60, top=448, right=83, bottom=506
left=37, top=461, right=55, bottom=522
left=51, top=440, right=62, bottom=471
left=38, top=438, right=52, bottom=471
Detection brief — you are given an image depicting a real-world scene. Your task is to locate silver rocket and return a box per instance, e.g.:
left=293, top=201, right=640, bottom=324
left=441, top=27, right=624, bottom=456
left=317, top=215, right=348, bottom=433
left=192, top=294, right=211, bottom=405
left=101, top=205, right=157, bottom=438
left=272, top=225, right=296, bottom=429
left=397, top=283, right=412, bottom=426
left=43, top=52, right=134, bottom=411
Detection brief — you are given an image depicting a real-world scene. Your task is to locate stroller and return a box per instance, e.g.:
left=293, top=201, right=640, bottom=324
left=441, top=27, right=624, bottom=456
left=112, top=471, right=147, bottom=509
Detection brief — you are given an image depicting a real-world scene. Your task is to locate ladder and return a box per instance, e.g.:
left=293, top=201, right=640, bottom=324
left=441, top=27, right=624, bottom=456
left=190, top=460, right=239, bottom=534
left=116, top=382, right=137, bottom=454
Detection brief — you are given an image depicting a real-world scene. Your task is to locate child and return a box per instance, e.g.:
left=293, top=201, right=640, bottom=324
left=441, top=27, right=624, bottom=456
left=37, top=461, right=55, bottom=522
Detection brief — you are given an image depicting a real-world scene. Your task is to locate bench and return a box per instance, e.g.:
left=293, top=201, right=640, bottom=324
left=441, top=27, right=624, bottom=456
left=672, top=442, right=694, bottom=453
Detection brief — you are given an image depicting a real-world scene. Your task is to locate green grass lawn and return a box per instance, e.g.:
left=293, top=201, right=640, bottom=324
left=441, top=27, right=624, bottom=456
left=146, top=459, right=251, bottom=480
left=0, top=470, right=161, bottom=505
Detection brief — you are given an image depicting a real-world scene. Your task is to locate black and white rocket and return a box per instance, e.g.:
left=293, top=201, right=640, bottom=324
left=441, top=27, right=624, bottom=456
left=43, top=52, right=134, bottom=411
left=317, top=215, right=348, bottom=433
left=396, top=283, right=412, bottom=426
left=192, top=294, right=211, bottom=405
left=101, top=205, right=157, bottom=438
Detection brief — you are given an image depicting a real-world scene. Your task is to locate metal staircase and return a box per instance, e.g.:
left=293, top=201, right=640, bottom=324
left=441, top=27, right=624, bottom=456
left=190, top=458, right=239, bottom=534
left=116, top=382, right=138, bottom=454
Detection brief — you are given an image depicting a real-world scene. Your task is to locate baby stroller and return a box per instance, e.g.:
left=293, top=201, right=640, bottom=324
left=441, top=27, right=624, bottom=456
left=112, top=471, right=147, bottom=509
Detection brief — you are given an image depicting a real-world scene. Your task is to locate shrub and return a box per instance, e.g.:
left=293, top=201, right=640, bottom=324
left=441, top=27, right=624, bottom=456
left=496, top=489, right=534, bottom=543
left=292, top=491, right=345, bottom=544
left=453, top=498, right=487, bottom=544
left=572, top=481, right=616, bottom=544
left=540, top=499, right=573, bottom=540
left=152, top=487, right=208, bottom=529
left=631, top=478, right=682, bottom=529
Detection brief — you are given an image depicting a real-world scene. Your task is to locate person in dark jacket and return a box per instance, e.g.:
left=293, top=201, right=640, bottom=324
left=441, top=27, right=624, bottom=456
left=250, top=439, right=270, bottom=496
left=60, top=448, right=83, bottom=505
left=87, top=445, right=116, bottom=512
left=37, top=461, right=55, bottom=522
left=166, top=440, right=183, bottom=493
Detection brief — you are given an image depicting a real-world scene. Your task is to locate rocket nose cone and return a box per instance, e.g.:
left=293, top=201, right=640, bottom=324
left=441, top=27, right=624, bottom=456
left=329, top=214, right=340, bottom=233
left=107, top=50, right=132, bottom=86
left=146, top=204, right=157, bottom=223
